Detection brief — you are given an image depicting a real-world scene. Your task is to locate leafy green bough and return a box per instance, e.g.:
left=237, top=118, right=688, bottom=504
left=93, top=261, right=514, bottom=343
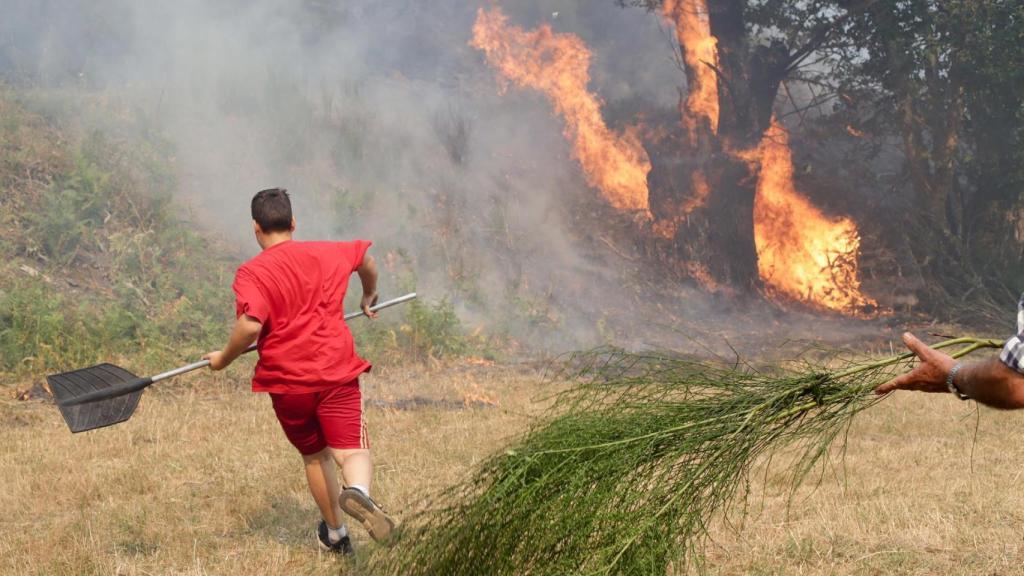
left=368, top=337, right=1002, bottom=575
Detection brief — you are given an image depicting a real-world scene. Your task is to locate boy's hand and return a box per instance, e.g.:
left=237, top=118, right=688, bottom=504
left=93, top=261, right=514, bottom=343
left=203, top=350, right=230, bottom=371
left=361, top=292, right=380, bottom=319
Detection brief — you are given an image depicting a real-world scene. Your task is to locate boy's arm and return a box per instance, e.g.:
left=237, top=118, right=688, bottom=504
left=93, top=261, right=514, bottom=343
left=357, top=254, right=379, bottom=319
left=203, top=314, right=263, bottom=371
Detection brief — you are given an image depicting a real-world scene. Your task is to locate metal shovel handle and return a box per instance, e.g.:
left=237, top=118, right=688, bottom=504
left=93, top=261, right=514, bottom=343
left=58, top=292, right=417, bottom=406
left=152, top=292, right=417, bottom=383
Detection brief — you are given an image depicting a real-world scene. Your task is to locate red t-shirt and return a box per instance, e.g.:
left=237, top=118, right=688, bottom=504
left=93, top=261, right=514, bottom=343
left=232, top=239, right=372, bottom=394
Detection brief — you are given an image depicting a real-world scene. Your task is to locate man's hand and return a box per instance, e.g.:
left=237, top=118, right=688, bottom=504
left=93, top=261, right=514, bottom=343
left=203, top=350, right=231, bottom=371
left=361, top=291, right=380, bottom=319
left=875, top=332, right=956, bottom=395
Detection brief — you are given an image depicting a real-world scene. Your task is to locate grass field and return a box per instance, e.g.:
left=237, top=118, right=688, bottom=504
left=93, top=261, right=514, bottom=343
left=2, top=356, right=1024, bottom=575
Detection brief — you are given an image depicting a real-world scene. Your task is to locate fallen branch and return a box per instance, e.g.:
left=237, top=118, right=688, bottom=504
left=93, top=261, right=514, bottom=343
left=368, top=337, right=1002, bottom=575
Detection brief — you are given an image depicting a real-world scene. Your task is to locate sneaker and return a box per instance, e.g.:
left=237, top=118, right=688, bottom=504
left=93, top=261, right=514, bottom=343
left=338, top=487, right=396, bottom=543
left=317, top=520, right=354, bottom=556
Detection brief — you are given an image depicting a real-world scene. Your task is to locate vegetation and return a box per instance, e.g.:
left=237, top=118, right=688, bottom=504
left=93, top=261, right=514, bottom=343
left=0, top=2, right=1019, bottom=571
left=0, top=96, right=235, bottom=380
left=0, top=95, right=478, bottom=385
left=2, top=356, right=1023, bottom=574
left=356, top=296, right=494, bottom=363
left=370, top=337, right=1002, bottom=575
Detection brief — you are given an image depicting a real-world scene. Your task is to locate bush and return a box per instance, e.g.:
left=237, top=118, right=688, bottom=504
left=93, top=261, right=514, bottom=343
left=25, top=155, right=112, bottom=264
left=355, top=297, right=491, bottom=362
left=0, top=106, right=233, bottom=380
left=0, top=277, right=136, bottom=374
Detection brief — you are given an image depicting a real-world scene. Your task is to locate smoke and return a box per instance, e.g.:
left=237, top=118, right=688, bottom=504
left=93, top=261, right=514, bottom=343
left=0, top=0, right=883, bottom=354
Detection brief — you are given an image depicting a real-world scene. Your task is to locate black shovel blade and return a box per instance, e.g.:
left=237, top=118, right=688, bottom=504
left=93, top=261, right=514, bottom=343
left=47, top=364, right=144, bottom=433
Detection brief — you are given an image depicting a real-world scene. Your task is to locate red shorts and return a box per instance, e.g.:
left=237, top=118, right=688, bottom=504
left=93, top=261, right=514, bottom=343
left=269, top=380, right=368, bottom=455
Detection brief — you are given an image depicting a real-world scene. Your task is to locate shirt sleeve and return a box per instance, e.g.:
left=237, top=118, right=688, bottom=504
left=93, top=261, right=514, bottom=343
left=232, top=267, right=270, bottom=323
left=998, top=292, right=1024, bottom=374
left=339, top=240, right=373, bottom=274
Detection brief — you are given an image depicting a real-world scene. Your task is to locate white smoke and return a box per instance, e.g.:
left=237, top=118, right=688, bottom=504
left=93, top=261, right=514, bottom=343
left=0, top=0, right=880, bottom=353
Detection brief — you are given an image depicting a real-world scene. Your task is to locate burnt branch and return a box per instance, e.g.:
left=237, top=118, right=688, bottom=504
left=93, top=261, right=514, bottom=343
left=782, top=0, right=880, bottom=76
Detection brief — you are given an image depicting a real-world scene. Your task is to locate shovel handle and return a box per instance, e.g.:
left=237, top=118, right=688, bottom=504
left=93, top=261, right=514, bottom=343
left=151, top=292, right=417, bottom=383
left=59, top=293, right=418, bottom=406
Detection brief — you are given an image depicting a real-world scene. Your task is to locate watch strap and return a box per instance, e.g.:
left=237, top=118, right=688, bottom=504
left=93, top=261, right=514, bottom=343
left=946, top=362, right=969, bottom=400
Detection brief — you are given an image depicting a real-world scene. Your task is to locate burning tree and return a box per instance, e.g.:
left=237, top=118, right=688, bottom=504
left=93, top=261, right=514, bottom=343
left=471, top=0, right=1023, bottom=318
left=824, top=0, right=1024, bottom=316
left=637, top=0, right=882, bottom=311
left=636, top=0, right=1024, bottom=317
left=472, top=2, right=880, bottom=315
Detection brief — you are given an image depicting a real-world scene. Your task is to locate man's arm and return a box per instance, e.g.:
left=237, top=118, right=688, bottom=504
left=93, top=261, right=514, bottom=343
left=875, top=332, right=1024, bottom=410
left=954, top=357, right=1024, bottom=409
left=357, top=254, right=379, bottom=319
left=203, top=314, right=263, bottom=371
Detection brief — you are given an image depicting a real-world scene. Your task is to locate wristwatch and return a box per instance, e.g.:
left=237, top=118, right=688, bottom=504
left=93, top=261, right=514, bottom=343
left=946, top=362, right=969, bottom=400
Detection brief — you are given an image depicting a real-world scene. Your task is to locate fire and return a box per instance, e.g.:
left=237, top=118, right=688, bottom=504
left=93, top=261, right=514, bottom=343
left=751, top=120, right=876, bottom=312
left=472, top=5, right=875, bottom=315
left=664, top=0, right=874, bottom=312
left=470, top=7, right=651, bottom=215
left=663, top=0, right=719, bottom=143
left=659, top=0, right=717, bottom=227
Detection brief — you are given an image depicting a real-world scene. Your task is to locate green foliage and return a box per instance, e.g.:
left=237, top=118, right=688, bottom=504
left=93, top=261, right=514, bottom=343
left=0, top=104, right=233, bottom=379
left=0, top=279, right=77, bottom=372
left=369, top=338, right=1001, bottom=575
left=355, top=297, right=490, bottom=362
left=403, top=298, right=472, bottom=358
left=25, top=154, right=113, bottom=264
left=504, top=289, right=561, bottom=331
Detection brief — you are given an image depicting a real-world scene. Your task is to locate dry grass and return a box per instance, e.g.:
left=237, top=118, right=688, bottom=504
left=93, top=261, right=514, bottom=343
left=1, top=359, right=1024, bottom=575
left=0, top=361, right=546, bottom=576
left=699, top=391, right=1024, bottom=575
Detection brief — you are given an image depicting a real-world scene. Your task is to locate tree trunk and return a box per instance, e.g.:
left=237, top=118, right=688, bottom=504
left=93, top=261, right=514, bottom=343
left=654, top=0, right=788, bottom=290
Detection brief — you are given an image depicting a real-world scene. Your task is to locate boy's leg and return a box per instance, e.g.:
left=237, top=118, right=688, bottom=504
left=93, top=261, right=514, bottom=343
left=335, top=448, right=395, bottom=543
left=302, top=448, right=344, bottom=529
left=318, top=381, right=373, bottom=492
left=330, top=448, right=372, bottom=493
left=270, top=392, right=350, bottom=549
left=318, top=381, right=395, bottom=542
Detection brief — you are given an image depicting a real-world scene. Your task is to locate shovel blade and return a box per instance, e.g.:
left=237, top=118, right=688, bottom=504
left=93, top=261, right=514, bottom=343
left=47, top=363, right=144, bottom=433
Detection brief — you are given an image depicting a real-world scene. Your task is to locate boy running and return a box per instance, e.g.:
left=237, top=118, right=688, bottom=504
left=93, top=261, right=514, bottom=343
left=203, top=188, right=395, bottom=555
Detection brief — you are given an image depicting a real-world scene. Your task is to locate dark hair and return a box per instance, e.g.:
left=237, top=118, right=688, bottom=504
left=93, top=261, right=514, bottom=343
left=251, top=188, right=293, bottom=232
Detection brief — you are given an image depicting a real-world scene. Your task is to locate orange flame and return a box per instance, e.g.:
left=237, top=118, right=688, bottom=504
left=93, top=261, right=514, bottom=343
left=663, top=0, right=719, bottom=143
left=470, top=7, right=651, bottom=214
left=659, top=0, right=717, bottom=225
left=751, top=120, right=876, bottom=312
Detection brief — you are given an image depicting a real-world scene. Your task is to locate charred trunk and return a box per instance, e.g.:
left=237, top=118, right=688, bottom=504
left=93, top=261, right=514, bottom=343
left=651, top=0, right=789, bottom=290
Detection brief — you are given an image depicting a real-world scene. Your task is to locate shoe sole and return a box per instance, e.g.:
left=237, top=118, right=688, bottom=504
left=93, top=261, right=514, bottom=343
left=339, top=489, right=395, bottom=543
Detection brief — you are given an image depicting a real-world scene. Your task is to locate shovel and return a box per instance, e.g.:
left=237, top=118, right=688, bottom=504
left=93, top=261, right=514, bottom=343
left=47, top=292, right=417, bottom=433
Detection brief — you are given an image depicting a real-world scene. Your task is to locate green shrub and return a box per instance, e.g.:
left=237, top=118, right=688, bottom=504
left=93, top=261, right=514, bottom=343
left=1, top=107, right=233, bottom=380
left=0, top=277, right=129, bottom=373
left=25, top=155, right=112, bottom=264
left=355, top=297, right=492, bottom=362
